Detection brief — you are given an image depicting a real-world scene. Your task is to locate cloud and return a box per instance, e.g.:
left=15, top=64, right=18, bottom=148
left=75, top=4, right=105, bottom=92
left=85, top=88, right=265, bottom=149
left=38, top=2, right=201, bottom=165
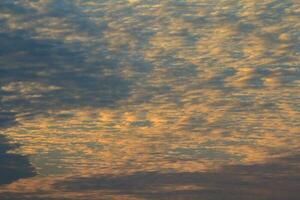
left=52, top=153, right=300, bottom=200
left=0, top=0, right=299, bottom=199
left=0, top=134, right=36, bottom=185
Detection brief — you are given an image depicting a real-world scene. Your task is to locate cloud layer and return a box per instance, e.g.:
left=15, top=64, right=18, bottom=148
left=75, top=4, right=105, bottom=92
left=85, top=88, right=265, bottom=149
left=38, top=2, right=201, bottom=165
left=0, top=0, right=299, bottom=199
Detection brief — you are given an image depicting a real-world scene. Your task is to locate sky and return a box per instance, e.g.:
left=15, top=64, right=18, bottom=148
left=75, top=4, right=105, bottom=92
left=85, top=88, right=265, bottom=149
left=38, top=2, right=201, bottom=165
left=0, top=0, right=299, bottom=199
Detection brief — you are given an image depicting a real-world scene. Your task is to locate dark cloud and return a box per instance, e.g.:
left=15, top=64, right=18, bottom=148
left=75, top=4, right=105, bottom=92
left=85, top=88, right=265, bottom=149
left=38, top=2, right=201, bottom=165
left=0, top=110, right=36, bottom=185
left=0, top=134, right=36, bottom=185
left=0, top=29, right=130, bottom=116
left=0, top=194, right=68, bottom=200
left=55, top=154, right=300, bottom=200
left=0, top=1, right=35, bottom=15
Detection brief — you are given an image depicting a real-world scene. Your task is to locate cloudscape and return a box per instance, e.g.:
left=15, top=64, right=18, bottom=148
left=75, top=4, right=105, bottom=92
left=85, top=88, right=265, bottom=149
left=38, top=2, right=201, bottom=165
left=0, top=0, right=299, bottom=199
